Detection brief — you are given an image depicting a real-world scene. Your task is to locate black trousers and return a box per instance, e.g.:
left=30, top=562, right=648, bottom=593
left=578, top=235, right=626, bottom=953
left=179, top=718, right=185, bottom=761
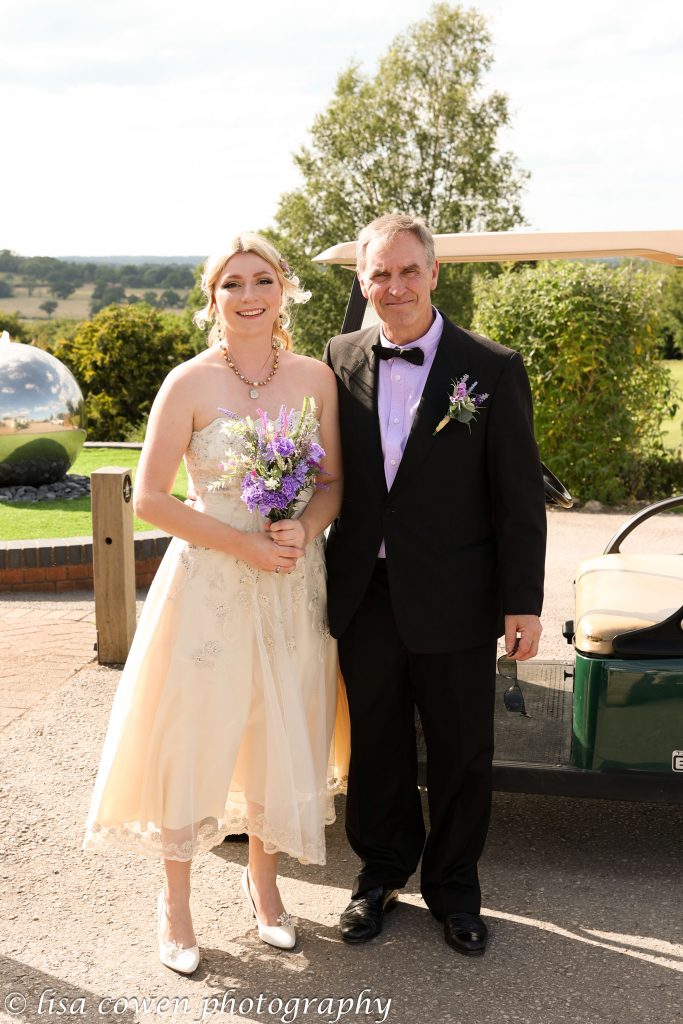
left=337, top=560, right=497, bottom=918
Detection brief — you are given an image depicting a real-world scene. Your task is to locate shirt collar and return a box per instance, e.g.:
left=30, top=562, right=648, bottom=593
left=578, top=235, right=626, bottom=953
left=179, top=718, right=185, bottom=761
left=379, top=307, right=443, bottom=356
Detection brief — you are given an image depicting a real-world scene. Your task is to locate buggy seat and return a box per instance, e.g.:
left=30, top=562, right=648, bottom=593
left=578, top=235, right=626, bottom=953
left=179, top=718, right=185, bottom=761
left=575, top=554, right=683, bottom=656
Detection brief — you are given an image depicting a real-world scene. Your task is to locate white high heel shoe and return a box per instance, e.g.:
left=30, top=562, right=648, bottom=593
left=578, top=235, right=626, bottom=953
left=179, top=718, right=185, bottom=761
left=157, top=891, right=200, bottom=974
left=241, top=867, right=296, bottom=950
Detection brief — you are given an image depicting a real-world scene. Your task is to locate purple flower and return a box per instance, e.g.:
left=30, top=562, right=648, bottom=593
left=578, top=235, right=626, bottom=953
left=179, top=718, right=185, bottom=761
left=280, top=474, right=300, bottom=502
left=294, top=461, right=310, bottom=484
left=435, top=374, right=488, bottom=435
left=271, top=435, right=296, bottom=458
left=217, top=397, right=326, bottom=521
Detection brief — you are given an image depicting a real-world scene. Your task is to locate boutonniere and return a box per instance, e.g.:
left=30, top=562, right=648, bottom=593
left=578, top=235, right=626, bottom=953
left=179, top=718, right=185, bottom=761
left=433, top=374, right=489, bottom=434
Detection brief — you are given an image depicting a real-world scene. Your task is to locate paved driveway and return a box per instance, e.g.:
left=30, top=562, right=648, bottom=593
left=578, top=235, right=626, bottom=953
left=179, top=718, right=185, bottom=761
left=1, top=508, right=681, bottom=1024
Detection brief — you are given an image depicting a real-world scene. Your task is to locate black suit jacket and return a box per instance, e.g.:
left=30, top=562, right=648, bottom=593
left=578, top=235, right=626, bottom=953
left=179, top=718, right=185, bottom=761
left=324, top=313, right=547, bottom=653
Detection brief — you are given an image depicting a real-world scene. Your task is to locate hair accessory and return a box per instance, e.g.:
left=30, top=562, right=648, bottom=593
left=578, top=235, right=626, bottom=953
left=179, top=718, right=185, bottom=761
left=279, top=258, right=290, bottom=274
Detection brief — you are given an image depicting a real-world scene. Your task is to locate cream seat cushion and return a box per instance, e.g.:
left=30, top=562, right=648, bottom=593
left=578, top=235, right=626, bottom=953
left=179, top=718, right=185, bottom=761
left=574, top=554, right=683, bottom=655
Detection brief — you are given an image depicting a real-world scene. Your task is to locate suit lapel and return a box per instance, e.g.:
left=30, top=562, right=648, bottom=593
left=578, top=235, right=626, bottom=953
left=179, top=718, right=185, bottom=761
left=389, top=319, right=470, bottom=496
left=343, top=328, right=387, bottom=496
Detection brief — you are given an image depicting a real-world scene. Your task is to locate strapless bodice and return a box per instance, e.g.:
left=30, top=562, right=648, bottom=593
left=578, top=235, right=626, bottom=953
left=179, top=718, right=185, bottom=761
left=184, top=415, right=313, bottom=531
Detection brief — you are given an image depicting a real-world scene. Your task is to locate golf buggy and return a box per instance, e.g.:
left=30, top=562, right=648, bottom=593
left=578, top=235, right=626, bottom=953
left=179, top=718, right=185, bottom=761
left=314, top=229, right=683, bottom=803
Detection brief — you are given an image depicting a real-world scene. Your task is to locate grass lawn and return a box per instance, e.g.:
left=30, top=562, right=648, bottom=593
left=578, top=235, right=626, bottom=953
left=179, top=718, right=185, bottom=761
left=663, top=360, right=683, bottom=452
left=2, top=361, right=680, bottom=542
left=0, top=448, right=188, bottom=541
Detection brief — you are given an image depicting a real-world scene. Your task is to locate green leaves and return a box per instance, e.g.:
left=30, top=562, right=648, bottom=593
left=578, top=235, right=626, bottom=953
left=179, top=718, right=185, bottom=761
left=57, top=304, right=197, bottom=441
left=270, top=2, right=528, bottom=354
left=473, top=262, right=682, bottom=503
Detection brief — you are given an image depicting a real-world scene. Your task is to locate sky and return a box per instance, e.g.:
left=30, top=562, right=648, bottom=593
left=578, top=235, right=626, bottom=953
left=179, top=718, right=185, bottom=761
left=2, top=0, right=682, bottom=258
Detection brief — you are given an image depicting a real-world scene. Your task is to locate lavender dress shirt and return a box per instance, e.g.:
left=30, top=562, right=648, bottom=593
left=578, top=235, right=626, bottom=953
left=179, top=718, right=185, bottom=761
left=377, top=308, right=444, bottom=556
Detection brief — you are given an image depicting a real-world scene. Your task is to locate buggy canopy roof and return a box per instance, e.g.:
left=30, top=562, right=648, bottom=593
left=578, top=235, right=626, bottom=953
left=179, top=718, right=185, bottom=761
left=313, top=229, right=683, bottom=268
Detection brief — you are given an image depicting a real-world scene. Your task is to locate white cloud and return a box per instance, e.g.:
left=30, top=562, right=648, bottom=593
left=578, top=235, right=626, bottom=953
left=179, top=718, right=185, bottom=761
left=2, top=0, right=681, bottom=254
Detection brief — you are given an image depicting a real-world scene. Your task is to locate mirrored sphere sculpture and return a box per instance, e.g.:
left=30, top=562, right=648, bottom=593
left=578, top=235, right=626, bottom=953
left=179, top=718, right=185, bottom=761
left=0, top=332, right=86, bottom=486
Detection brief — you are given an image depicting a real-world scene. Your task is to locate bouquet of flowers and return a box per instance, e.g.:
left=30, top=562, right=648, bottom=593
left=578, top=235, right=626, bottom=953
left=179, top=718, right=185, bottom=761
left=434, top=374, right=489, bottom=434
left=215, top=396, right=325, bottom=521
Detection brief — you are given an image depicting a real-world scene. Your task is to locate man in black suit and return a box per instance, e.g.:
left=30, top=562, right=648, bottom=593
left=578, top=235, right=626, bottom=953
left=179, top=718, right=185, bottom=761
left=324, top=213, right=546, bottom=956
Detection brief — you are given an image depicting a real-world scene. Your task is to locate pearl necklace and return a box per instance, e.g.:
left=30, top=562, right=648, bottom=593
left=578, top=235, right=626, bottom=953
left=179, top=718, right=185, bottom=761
left=220, top=343, right=279, bottom=399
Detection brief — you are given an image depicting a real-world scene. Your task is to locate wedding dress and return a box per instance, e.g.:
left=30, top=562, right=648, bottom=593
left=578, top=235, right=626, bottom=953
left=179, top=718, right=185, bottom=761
left=83, top=416, right=348, bottom=865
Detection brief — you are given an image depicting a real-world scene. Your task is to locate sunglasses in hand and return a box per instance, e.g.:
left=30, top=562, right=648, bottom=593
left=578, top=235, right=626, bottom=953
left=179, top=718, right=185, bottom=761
left=497, top=642, right=530, bottom=717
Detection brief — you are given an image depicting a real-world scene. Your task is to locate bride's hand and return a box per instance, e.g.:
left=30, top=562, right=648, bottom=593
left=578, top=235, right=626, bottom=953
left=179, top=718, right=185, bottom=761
left=267, top=520, right=307, bottom=549
left=238, top=531, right=303, bottom=574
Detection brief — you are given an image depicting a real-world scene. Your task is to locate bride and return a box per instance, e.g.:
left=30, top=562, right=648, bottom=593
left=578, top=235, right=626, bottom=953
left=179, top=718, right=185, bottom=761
left=83, top=233, right=346, bottom=972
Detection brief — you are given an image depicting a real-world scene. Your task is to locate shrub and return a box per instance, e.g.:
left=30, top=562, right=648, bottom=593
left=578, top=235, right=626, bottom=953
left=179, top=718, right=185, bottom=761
left=30, top=317, right=81, bottom=353
left=0, top=311, right=30, bottom=341
left=658, top=265, right=683, bottom=359
left=55, top=304, right=197, bottom=440
left=473, top=261, right=679, bottom=504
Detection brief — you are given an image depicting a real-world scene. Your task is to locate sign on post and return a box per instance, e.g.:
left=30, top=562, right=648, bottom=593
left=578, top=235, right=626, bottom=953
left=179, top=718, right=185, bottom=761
left=91, top=467, right=137, bottom=664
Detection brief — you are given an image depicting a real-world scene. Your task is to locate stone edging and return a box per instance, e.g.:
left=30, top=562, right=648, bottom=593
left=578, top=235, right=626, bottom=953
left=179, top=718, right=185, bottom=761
left=0, top=531, right=171, bottom=593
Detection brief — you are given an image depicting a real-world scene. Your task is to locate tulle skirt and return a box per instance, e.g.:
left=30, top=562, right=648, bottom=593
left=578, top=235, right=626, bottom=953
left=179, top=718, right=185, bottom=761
left=83, top=532, right=349, bottom=864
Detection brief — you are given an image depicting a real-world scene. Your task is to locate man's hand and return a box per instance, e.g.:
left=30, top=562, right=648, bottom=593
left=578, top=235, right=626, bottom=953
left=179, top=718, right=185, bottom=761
left=267, top=519, right=307, bottom=549
left=504, top=614, right=542, bottom=660
left=238, top=531, right=303, bottom=574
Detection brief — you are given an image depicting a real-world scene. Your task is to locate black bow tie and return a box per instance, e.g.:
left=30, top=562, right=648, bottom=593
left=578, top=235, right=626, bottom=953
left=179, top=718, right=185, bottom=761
left=372, top=343, right=424, bottom=366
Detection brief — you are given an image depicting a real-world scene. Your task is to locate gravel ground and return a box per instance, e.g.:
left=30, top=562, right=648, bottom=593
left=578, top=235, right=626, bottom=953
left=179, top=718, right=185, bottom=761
left=1, top=507, right=682, bottom=1024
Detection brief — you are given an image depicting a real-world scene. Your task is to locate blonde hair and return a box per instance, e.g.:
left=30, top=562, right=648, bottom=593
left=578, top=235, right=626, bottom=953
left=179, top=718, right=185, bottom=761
left=356, top=213, right=435, bottom=273
left=193, top=232, right=310, bottom=350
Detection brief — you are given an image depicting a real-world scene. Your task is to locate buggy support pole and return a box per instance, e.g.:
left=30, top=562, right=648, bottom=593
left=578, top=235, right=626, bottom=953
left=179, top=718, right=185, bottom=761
left=91, top=467, right=137, bottom=664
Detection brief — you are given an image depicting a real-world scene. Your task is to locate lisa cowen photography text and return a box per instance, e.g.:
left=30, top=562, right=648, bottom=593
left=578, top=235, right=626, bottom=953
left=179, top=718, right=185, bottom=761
left=10, top=986, right=392, bottom=1023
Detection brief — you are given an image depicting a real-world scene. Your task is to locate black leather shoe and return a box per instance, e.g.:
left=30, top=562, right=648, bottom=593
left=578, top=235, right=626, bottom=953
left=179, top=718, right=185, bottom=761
left=444, top=912, right=488, bottom=956
left=339, top=887, right=399, bottom=943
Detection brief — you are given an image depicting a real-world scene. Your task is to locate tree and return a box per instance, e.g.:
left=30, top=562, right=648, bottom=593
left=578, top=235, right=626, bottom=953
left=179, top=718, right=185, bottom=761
left=181, top=264, right=213, bottom=354
left=39, top=300, right=58, bottom=318
left=159, top=288, right=181, bottom=309
left=270, top=2, right=527, bottom=354
left=0, top=280, right=14, bottom=298
left=659, top=267, right=683, bottom=358
left=48, top=277, right=77, bottom=300
left=31, top=316, right=81, bottom=355
left=0, top=310, right=30, bottom=341
left=0, top=249, right=21, bottom=273
left=57, top=305, right=197, bottom=440
left=473, top=262, right=682, bottom=504
left=90, top=282, right=126, bottom=315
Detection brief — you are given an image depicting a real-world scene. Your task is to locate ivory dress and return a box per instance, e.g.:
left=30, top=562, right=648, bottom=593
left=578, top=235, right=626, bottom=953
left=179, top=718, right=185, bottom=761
left=83, top=416, right=348, bottom=865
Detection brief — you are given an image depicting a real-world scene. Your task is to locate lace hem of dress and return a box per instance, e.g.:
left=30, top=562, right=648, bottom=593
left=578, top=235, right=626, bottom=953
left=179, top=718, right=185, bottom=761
left=83, top=785, right=345, bottom=866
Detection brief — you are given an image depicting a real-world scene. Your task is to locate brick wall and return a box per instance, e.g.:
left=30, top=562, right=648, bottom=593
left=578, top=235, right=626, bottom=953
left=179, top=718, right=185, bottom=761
left=0, top=533, right=171, bottom=593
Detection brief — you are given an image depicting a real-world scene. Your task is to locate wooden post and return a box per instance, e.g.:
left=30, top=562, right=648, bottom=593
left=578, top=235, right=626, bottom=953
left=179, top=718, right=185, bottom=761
left=91, top=467, right=137, bottom=664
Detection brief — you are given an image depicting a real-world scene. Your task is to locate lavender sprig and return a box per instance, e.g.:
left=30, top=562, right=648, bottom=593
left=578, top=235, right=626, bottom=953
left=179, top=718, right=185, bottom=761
left=434, top=374, right=489, bottom=434
left=213, top=397, right=325, bottom=521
